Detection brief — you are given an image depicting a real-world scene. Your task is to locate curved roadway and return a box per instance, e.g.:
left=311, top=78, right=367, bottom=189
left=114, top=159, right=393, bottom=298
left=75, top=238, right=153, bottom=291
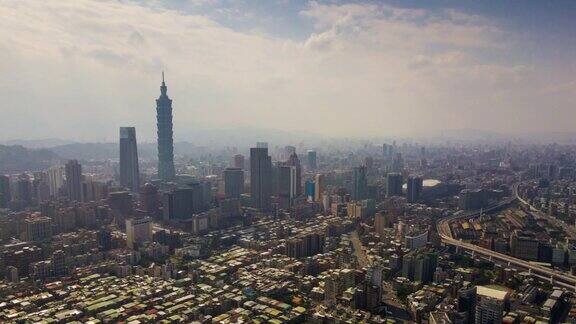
left=436, top=185, right=576, bottom=291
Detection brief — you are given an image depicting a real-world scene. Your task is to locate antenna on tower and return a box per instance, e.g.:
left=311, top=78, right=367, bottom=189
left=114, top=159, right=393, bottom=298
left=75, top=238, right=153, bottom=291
left=162, top=71, right=165, bottom=83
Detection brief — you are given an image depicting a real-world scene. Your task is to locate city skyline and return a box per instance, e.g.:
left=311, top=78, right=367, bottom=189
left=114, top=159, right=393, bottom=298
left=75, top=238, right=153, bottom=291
left=1, top=0, right=576, bottom=141
left=2, top=2, right=576, bottom=322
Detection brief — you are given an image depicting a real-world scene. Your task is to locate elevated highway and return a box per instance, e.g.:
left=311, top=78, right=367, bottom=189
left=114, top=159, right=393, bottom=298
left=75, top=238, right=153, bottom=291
left=437, top=190, right=576, bottom=291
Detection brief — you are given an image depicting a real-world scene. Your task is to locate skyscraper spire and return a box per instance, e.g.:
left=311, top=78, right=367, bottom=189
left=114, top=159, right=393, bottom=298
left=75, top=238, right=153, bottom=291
left=160, top=72, right=167, bottom=96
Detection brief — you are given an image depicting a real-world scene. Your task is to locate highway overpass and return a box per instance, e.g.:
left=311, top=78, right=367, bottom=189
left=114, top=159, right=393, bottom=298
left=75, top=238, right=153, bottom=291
left=436, top=191, right=576, bottom=291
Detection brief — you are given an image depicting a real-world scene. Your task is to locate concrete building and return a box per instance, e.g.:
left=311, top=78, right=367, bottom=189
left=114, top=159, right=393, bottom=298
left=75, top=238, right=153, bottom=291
left=352, top=166, right=368, bottom=201
left=475, top=286, right=509, bottom=324
left=0, top=175, right=11, bottom=208
left=407, top=176, right=423, bottom=203
left=224, top=168, right=244, bottom=199
left=250, top=146, right=272, bottom=211
left=314, top=173, right=324, bottom=202
left=126, top=217, right=153, bottom=249
left=387, top=173, right=403, bottom=197
left=24, top=215, right=52, bottom=242
left=47, top=166, right=64, bottom=198
left=65, top=160, right=82, bottom=202
left=119, top=127, right=140, bottom=192
left=278, top=165, right=297, bottom=209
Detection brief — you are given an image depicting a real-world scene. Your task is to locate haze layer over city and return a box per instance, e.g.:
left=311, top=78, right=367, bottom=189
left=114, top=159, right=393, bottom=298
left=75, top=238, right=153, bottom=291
left=1, top=1, right=576, bottom=324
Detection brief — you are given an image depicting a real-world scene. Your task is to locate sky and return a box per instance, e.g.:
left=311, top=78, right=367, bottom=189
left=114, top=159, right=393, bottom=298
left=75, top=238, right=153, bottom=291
left=0, top=0, right=575, bottom=142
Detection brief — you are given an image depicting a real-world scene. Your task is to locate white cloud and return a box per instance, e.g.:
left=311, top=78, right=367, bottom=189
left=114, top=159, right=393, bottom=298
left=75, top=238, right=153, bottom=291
left=0, top=0, right=570, bottom=141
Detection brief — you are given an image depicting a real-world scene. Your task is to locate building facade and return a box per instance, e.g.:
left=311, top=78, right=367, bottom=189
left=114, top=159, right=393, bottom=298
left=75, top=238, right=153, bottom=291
left=120, top=127, right=140, bottom=192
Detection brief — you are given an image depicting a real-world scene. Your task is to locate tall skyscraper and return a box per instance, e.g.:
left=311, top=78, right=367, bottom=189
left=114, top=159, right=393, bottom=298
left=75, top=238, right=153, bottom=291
left=0, top=175, right=10, bottom=208
left=287, top=152, right=302, bottom=196
left=156, top=73, right=176, bottom=181
left=407, top=176, right=423, bottom=203
left=141, top=183, right=161, bottom=218
left=278, top=165, right=297, bottom=208
left=314, top=173, right=324, bottom=202
left=17, top=174, right=32, bottom=205
left=387, top=172, right=403, bottom=197
left=119, top=127, right=140, bottom=192
left=250, top=146, right=272, bottom=211
left=307, top=150, right=317, bottom=170
left=305, top=179, right=315, bottom=200
left=224, top=168, right=244, bottom=198
left=65, top=160, right=82, bottom=202
left=47, top=166, right=64, bottom=198
left=32, top=171, right=50, bottom=203
left=352, top=166, right=368, bottom=201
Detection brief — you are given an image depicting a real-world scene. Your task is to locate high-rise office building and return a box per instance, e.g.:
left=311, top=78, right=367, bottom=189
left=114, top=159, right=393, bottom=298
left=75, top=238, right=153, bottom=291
left=65, top=160, right=82, bottom=202
left=233, top=154, right=245, bottom=169
left=141, top=183, right=161, bottom=218
left=224, top=168, right=244, bottom=199
left=314, top=173, right=324, bottom=202
left=17, top=174, right=32, bottom=205
left=407, top=176, right=423, bottom=203
left=386, top=172, right=403, bottom=197
left=126, top=217, right=153, bottom=249
left=156, top=73, right=176, bottom=181
left=278, top=165, right=297, bottom=208
left=32, top=171, right=50, bottom=203
left=352, top=166, right=368, bottom=201
left=458, top=286, right=477, bottom=323
left=47, top=166, right=64, bottom=198
left=0, top=175, right=11, bottom=208
left=305, top=179, right=315, bottom=200
left=374, top=212, right=386, bottom=236
left=119, top=127, right=140, bottom=192
left=287, top=152, right=302, bottom=196
left=250, top=146, right=272, bottom=211
left=162, top=186, right=206, bottom=221
left=307, top=150, right=317, bottom=170
left=475, top=286, right=508, bottom=324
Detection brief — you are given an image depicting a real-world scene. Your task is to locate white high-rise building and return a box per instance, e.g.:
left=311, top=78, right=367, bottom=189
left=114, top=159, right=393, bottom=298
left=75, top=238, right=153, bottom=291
left=48, top=166, right=64, bottom=198
left=475, top=286, right=508, bottom=324
left=126, top=217, right=152, bottom=249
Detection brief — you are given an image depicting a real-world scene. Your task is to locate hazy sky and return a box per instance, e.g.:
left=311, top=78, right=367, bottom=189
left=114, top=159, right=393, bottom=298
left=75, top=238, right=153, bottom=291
left=0, top=0, right=575, bottom=142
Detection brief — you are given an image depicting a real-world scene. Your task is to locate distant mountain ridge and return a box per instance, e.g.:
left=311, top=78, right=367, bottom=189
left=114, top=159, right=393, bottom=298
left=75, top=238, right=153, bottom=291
left=0, top=145, right=60, bottom=173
